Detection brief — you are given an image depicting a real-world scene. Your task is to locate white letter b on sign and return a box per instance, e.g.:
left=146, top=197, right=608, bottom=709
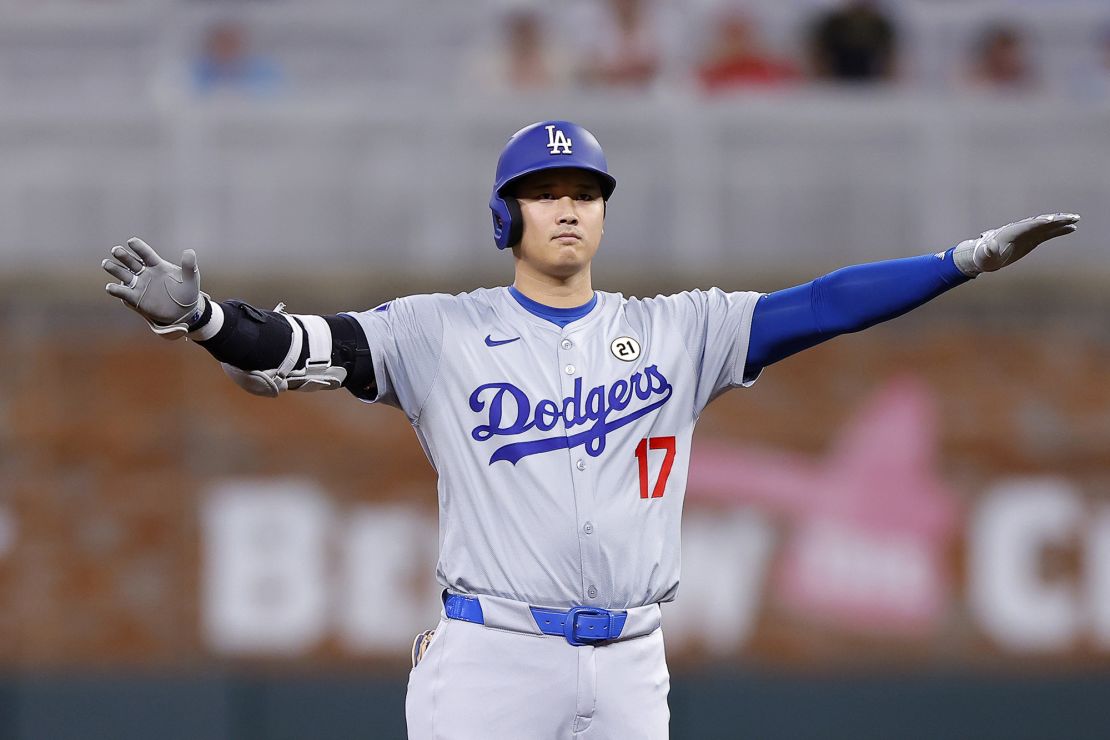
left=202, top=480, right=331, bottom=655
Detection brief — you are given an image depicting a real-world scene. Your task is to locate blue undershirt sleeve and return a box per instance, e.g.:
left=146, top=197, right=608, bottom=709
left=745, top=248, right=971, bottom=379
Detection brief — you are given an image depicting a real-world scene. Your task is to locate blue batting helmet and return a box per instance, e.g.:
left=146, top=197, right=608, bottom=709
left=489, top=120, right=617, bottom=250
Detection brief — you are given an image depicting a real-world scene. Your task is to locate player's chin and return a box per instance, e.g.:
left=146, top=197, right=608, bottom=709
left=552, top=248, right=593, bottom=268
left=549, top=238, right=596, bottom=258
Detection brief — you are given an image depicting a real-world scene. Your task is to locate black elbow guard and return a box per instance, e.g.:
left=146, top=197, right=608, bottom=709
left=323, top=314, right=377, bottom=400
left=199, top=300, right=295, bottom=371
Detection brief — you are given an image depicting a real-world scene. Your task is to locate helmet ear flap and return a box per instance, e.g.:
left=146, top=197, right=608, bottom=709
left=505, top=197, right=523, bottom=249
left=490, top=195, right=523, bottom=250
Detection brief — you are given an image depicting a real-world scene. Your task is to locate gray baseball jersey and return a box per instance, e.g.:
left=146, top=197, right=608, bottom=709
left=347, top=286, right=760, bottom=610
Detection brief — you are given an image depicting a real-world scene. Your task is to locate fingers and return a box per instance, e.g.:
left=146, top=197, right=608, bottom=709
left=1035, top=212, right=1080, bottom=225
left=111, top=244, right=144, bottom=273
left=1022, top=217, right=1079, bottom=242
left=1021, top=213, right=1080, bottom=237
left=101, top=258, right=135, bottom=285
left=996, top=212, right=1080, bottom=244
left=1040, top=224, right=1078, bottom=242
left=105, top=282, right=138, bottom=307
left=126, top=237, right=162, bottom=267
left=180, top=249, right=199, bottom=293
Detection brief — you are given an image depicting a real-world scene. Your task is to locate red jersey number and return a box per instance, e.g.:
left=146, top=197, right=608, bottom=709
left=635, top=436, right=676, bottom=499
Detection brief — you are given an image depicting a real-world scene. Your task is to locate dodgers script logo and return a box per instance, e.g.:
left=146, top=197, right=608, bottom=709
left=469, top=365, right=673, bottom=465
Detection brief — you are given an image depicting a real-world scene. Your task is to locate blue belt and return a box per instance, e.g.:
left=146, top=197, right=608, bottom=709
left=444, top=593, right=628, bottom=647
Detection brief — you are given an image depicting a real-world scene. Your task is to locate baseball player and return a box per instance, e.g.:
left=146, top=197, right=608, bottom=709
left=102, top=120, right=1078, bottom=739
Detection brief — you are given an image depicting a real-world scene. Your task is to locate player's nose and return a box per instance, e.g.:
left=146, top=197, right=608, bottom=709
left=556, top=196, right=579, bottom=224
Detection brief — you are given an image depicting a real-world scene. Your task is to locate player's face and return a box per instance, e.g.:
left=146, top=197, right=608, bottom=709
left=512, top=169, right=605, bottom=279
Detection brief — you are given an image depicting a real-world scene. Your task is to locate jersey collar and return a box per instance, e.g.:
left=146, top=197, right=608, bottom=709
left=507, top=285, right=598, bottom=328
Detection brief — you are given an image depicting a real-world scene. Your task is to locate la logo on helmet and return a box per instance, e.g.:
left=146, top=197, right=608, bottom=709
left=545, top=125, right=573, bottom=155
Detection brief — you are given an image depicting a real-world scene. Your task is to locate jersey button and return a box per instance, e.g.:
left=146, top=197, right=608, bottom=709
left=583, top=522, right=594, bottom=535
left=561, top=339, right=573, bottom=350
left=564, top=364, right=576, bottom=375
left=575, top=459, right=586, bottom=471
left=587, top=585, right=598, bottom=599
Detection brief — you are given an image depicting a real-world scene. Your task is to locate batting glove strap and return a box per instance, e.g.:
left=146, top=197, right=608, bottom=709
left=146, top=292, right=212, bottom=340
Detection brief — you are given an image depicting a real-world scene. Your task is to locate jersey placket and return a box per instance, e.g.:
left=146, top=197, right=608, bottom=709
left=557, top=327, right=605, bottom=608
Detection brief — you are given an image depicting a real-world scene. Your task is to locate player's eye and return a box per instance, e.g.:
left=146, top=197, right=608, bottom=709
left=577, top=193, right=595, bottom=201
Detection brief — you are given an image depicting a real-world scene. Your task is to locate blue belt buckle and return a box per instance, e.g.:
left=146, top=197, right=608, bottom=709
left=563, top=605, right=609, bottom=646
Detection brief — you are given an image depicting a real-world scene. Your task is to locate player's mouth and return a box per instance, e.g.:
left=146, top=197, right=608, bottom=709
left=552, top=231, right=582, bottom=243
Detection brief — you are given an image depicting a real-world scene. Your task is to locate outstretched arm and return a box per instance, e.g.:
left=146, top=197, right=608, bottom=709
left=746, top=213, right=1080, bottom=377
left=102, top=237, right=375, bottom=398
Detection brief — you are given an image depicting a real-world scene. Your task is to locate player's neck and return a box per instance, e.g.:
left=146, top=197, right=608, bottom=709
left=512, top=267, right=594, bottom=308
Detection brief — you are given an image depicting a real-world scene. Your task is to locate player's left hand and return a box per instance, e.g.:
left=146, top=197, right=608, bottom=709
left=953, top=212, right=1080, bottom=277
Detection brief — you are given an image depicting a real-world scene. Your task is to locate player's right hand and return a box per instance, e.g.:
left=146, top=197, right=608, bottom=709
left=102, top=237, right=203, bottom=339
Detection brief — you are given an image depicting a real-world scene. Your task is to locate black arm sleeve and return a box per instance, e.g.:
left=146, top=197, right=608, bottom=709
left=194, top=300, right=376, bottom=397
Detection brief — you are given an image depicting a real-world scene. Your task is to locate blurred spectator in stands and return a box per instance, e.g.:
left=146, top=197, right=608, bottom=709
left=965, top=23, right=1035, bottom=92
left=1099, top=24, right=1110, bottom=96
left=193, top=20, right=283, bottom=96
left=1081, top=22, right=1110, bottom=99
left=697, top=9, right=801, bottom=93
left=579, top=0, right=662, bottom=89
left=466, top=8, right=571, bottom=94
left=807, top=0, right=898, bottom=83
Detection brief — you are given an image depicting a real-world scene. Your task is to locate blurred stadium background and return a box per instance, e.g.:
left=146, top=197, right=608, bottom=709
left=1, top=0, right=1109, bottom=737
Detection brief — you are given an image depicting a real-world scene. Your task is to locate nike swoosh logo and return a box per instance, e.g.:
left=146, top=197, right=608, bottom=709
left=485, top=335, right=520, bottom=347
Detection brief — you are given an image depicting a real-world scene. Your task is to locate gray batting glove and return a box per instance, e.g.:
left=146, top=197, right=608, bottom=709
left=102, top=237, right=205, bottom=339
left=953, top=213, right=1080, bottom=277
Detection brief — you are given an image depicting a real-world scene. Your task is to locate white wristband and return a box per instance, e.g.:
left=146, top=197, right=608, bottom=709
left=188, top=296, right=225, bottom=341
left=952, top=238, right=983, bottom=278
